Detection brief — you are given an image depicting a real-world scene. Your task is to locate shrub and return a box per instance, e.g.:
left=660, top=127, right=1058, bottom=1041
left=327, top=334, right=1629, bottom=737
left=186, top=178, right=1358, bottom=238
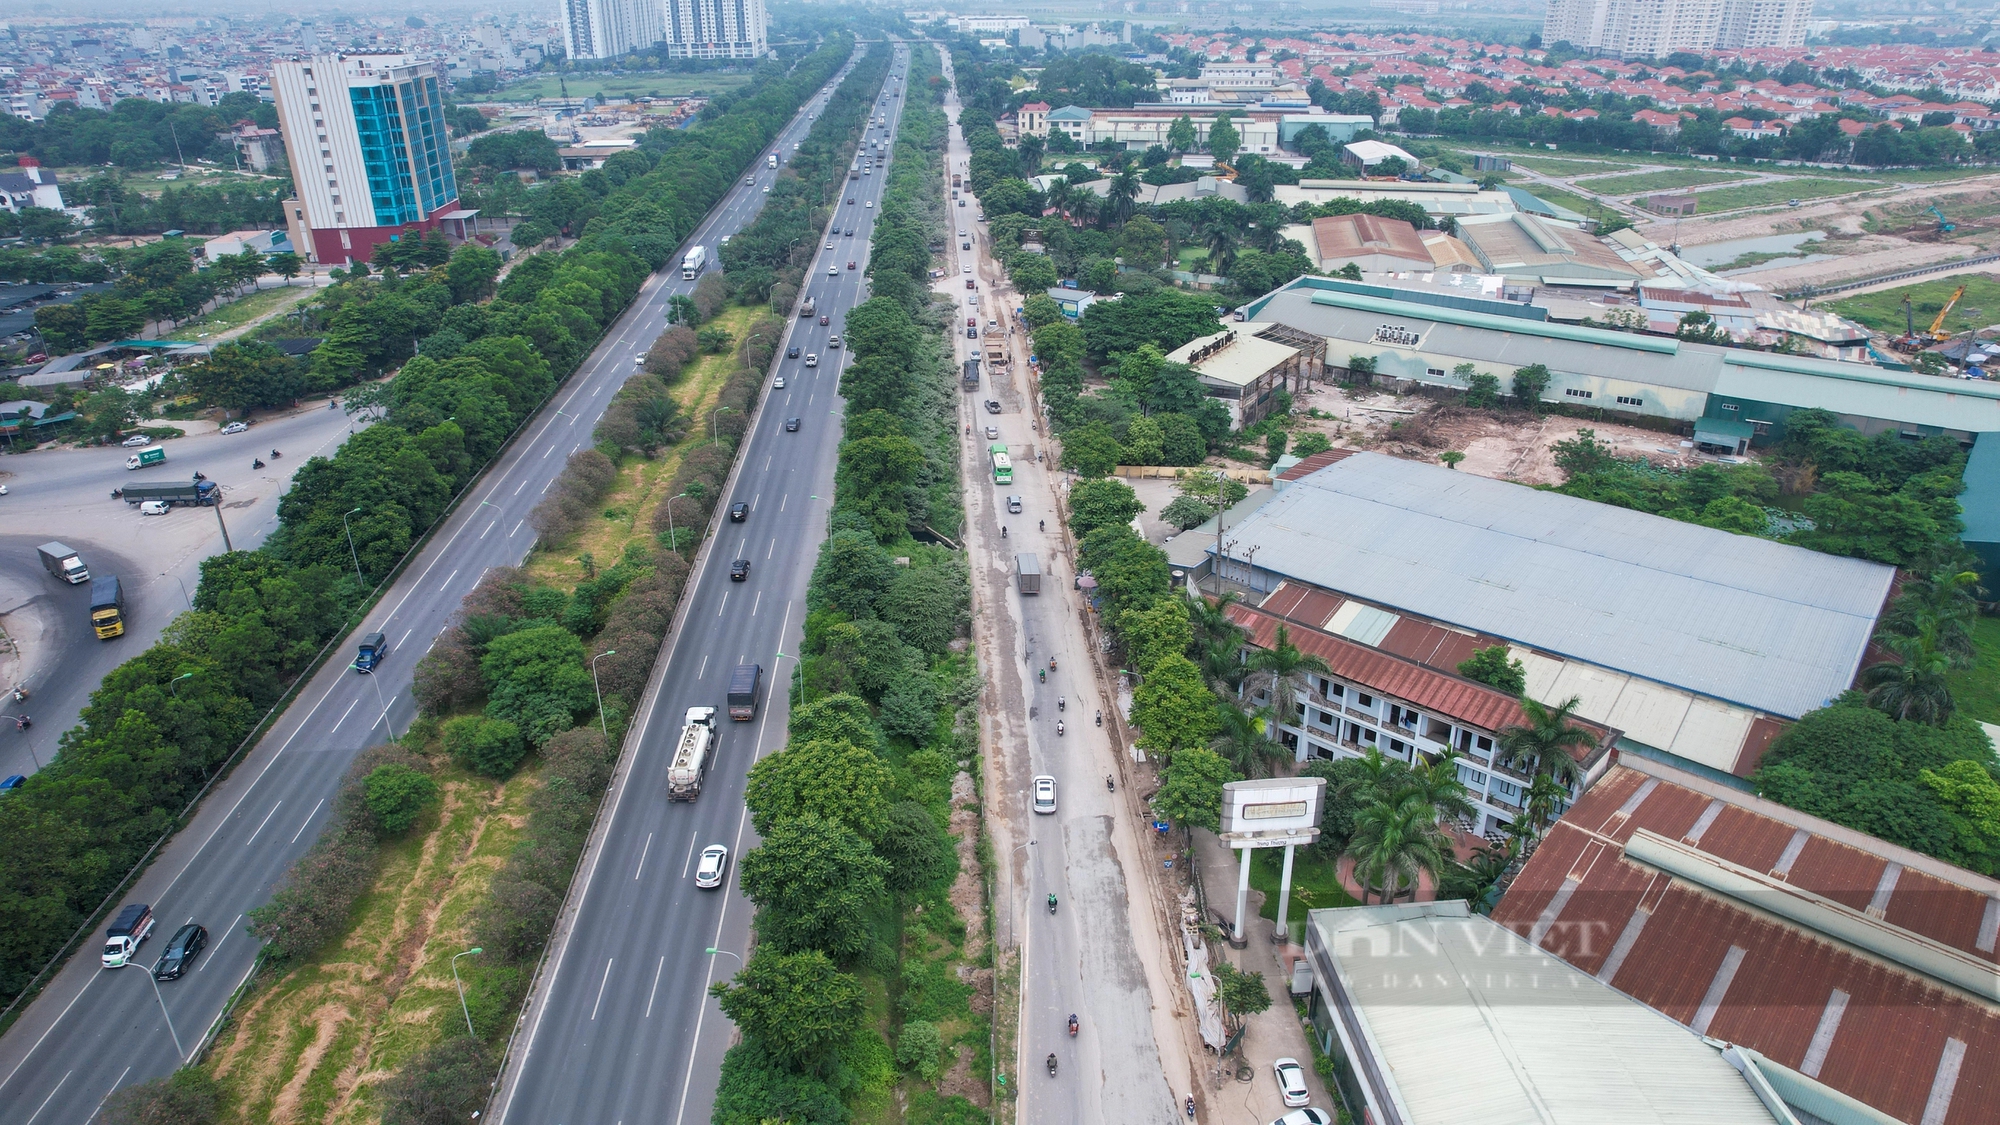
left=364, top=763, right=439, bottom=835
left=895, top=1019, right=944, bottom=1081
left=476, top=877, right=562, bottom=961
left=100, top=1068, right=224, bottom=1125
left=642, top=324, right=700, bottom=379
left=379, top=1037, right=491, bottom=1125
left=442, top=714, right=530, bottom=777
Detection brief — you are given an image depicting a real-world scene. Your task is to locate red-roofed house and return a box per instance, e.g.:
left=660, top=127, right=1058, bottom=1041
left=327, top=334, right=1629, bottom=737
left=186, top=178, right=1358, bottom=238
left=1724, top=116, right=1785, bottom=139
left=1632, top=108, right=1687, bottom=134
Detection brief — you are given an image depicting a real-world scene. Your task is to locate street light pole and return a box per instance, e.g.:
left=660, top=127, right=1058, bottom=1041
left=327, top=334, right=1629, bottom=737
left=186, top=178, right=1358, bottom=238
left=663, top=491, right=690, bottom=553
left=705, top=947, right=743, bottom=969
left=147, top=969, right=187, bottom=1060
left=168, top=671, right=195, bottom=698
left=592, top=650, right=617, bottom=737
left=164, top=572, right=192, bottom=609
left=352, top=660, right=396, bottom=741
left=451, top=948, right=484, bottom=1037
left=341, top=506, right=365, bottom=587
left=710, top=406, right=734, bottom=443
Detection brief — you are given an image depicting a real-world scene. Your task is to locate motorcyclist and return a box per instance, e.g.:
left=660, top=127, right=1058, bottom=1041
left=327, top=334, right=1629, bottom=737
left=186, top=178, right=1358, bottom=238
left=1095, top=709, right=1102, bottom=726
left=1001, top=525, right=1007, bottom=538
left=1056, top=719, right=1064, bottom=736
left=1047, top=892, right=1057, bottom=912
left=1039, top=519, right=1045, bottom=532
left=1047, top=1053, right=1058, bottom=1076
left=1067, top=1014, right=1079, bottom=1036
left=1058, top=696, right=1065, bottom=711
left=252, top=458, right=265, bottom=469
left=13, top=714, right=28, bottom=731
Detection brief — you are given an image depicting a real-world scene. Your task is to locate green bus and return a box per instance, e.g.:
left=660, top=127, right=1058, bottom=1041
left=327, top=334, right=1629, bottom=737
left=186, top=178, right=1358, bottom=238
left=989, top=443, right=1013, bottom=485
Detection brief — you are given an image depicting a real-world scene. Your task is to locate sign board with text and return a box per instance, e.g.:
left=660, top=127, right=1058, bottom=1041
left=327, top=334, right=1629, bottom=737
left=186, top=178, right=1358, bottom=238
left=1219, top=776, right=1324, bottom=849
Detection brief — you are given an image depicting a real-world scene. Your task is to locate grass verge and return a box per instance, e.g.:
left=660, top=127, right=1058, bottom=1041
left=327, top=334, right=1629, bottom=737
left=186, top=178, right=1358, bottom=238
left=1694, top=177, right=1877, bottom=212
left=1945, top=615, right=2000, bottom=726
left=1581, top=167, right=1749, bottom=195
left=1506, top=156, right=1643, bottom=177
left=1250, top=846, right=1358, bottom=923
left=167, top=285, right=315, bottom=342
left=207, top=760, right=536, bottom=1123
left=1830, top=273, right=2000, bottom=337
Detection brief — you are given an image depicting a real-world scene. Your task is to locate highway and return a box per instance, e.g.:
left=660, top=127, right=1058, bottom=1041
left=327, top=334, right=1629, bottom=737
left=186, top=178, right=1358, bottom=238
left=0, top=405, right=362, bottom=784
left=492, top=43, right=908, bottom=1125
left=0, top=54, right=861, bottom=1125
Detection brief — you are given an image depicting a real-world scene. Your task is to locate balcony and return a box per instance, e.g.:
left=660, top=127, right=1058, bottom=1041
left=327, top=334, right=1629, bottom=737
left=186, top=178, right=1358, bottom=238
left=1482, top=791, right=1524, bottom=814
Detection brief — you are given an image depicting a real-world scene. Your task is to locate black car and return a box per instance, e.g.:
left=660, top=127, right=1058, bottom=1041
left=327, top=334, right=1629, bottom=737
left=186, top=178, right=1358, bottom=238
left=962, top=241, right=971, bottom=250
left=152, top=923, right=207, bottom=980
left=984, top=400, right=1001, bottom=414
left=730, top=559, right=751, bottom=581
left=845, top=228, right=855, bottom=236
left=785, top=417, right=801, bottom=432
left=787, top=346, right=800, bottom=358
left=729, top=502, right=749, bottom=522
left=967, top=326, right=977, bottom=339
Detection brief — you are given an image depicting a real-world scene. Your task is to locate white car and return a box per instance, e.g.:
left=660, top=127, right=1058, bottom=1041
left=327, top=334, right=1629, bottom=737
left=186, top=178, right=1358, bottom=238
left=827, top=240, right=835, bottom=249
left=1274, top=1058, right=1311, bottom=1108
left=984, top=425, right=999, bottom=440
left=963, top=264, right=972, bottom=273
left=1032, top=775, right=1057, bottom=815
left=121, top=434, right=152, bottom=447
left=830, top=264, right=839, bottom=275
left=864, top=200, right=873, bottom=208
left=139, top=500, right=171, bottom=516
left=1270, top=1111, right=1333, bottom=1125
left=762, top=186, right=770, bottom=193
left=694, top=844, right=729, bottom=889
left=221, top=421, right=248, bottom=435
left=958, top=229, right=966, bottom=236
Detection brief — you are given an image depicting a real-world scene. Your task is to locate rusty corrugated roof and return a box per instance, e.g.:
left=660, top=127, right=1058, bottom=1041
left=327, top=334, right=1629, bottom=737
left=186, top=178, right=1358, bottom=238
left=1493, top=762, right=2000, bottom=1125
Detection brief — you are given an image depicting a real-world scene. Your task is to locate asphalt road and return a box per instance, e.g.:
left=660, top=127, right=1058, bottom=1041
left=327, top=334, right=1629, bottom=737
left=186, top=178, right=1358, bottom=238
left=0, top=57, right=860, bottom=1125
left=938, top=64, right=1182, bottom=1123
left=491, top=45, right=908, bottom=1125
left=0, top=406, right=363, bottom=783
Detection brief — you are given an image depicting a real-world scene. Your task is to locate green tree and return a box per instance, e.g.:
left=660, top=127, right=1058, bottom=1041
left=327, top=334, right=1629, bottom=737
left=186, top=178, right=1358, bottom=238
left=1457, top=645, right=1525, bottom=694
left=737, top=813, right=890, bottom=959
left=268, top=251, right=304, bottom=285
left=1346, top=792, right=1451, bottom=903
left=479, top=624, right=594, bottom=745
left=1210, top=703, right=1284, bottom=778
left=187, top=340, right=300, bottom=413
left=80, top=386, right=138, bottom=440
left=441, top=715, right=528, bottom=777
left=33, top=301, right=88, bottom=352
left=379, top=1037, right=491, bottom=1125
left=1210, top=960, right=1273, bottom=1034
left=1060, top=421, right=1125, bottom=478
left=877, top=563, right=969, bottom=655
left=1168, top=114, right=1199, bottom=153
left=1208, top=114, right=1241, bottom=164
left=744, top=738, right=895, bottom=840
left=1244, top=623, right=1331, bottom=711
left=1861, top=630, right=1956, bottom=726
left=1464, top=371, right=1501, bottom=408
left=1919, top=760, right=2000, bottom=875
left=1495, top=695, right=1594, bottom=831
left=896, top=1019, right=945, bottom=1081
left=1510, top=363, right=1551, bottom=410
left=1116, top=596, right=1194, bottom=675
left=363, top=763, right=438, bottom=835
left=711, top=949, right=868, bottom=1075
left=1132, top=654, right=1223, bottom=756
left=1069, top=478, right=1144, bottom=537
left=1152, top=746, right=1239, bottom=832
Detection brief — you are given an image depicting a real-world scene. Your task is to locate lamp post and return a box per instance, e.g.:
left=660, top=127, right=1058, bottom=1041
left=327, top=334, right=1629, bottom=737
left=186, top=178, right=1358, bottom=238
left=168, top=671, right=195, bottom=698
left=147, top=969, right=187, bottom=1060
left=709, top=405, right=734, bottom=443
left=592, top=650, right=617, bottom=737
left=341, top=506, right=365, bottom=587
left=663, top=491, right=690, bottom=553
left=164, top=572, right=192, bottom=609
left=350, top=658, right=396, bottom=741
left=705, top=947, right=742, bottom=969
left=451, top=947, right=484, bottom=1037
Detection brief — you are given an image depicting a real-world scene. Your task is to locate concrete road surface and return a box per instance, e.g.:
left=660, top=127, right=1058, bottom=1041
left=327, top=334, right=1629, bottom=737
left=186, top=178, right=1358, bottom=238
left=490, top=45, right=905, bottom=1125
left=0, top=58, right=855, bottom=1125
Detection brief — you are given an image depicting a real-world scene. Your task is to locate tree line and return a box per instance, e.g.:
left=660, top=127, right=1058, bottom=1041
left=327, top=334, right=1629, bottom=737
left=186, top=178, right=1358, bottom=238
left=0, top=35, right=853, bottom=1031
left=712, top=45, right=988, bottom=1125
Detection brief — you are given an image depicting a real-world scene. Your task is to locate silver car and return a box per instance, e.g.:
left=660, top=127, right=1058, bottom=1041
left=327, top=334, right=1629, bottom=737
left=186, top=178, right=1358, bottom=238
left=694, top=844, right=729, bottom=889
left=1033, top=775, right=1056, bottom=814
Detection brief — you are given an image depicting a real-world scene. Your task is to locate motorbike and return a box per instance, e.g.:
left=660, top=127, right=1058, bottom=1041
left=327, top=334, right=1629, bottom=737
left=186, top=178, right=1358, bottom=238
left=1047, top=892, right=1057, bottom=914
left=1039, top=519, right=1045, bottom=532
left=1067, top=1015, right=1078, bottom=1037
left=1106, top=775, right=1114, bottom=792
left=1001, top=526, right=1007, bottom=538
left=110, top=489, right=123, bottom=500
left=1038, top=668, right=1045, bottom=683
left=13, top=715, right=29, bottom=731
left=1095, top=710, right=1102, bottom=727
left=1056, top=720, right=1064, bottom=736
left=270, top=449, right=281, bottom=459
left=1185, top=1095, right=1196, bottom=1118
left=11, top=685, right=25, bottom=703
left=330, top=398, right=339, bottom=410
left=252, top=458, right=265, bottom=470
left=1058, top=696, right=1065, bottom=712
left=1047, top=1054, right=1058, bottom=1077
left=1049, top=657, right=1057, bottom=672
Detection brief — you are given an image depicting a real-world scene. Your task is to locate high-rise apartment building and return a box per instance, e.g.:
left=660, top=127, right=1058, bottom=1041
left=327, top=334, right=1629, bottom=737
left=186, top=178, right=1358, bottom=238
left=1542, top=0, right=1810, bottom=58
left=563, top=0, right=767, bottom=61
left=271, top=55, right=464, bottom=266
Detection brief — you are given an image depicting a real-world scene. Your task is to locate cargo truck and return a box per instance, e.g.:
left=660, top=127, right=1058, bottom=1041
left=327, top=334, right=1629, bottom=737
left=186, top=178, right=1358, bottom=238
left=667, top=706, right=718, bottom=800
left=90, top=575, right=125, bottom=639
left=37, top=541, right=88, bottom=584
left=101, top=903, right=155, bottom=968
left=727, top=663, right=763, bottom=721
left=962, top=357, right=980, bottom=390
left=1016, top=553, right=1041, bottom=595
left=681, top=245, right=707, bottom=280
left=126, top=446, right=166, bottom=470
left=849, top=160, right=860, bottom=180
left=768, top=153, right=778, bottom=168
left=120, top=479, right=219, bottom=507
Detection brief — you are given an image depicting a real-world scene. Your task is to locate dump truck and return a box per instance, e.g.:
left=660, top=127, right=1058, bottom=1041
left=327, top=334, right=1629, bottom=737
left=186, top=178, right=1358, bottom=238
left=962, top=357, right=980, bottom=390
left=667, top=706, right=718, bottom=800
left=1016, top=553, right=1041, bottom=595
left=125, top=446, right=166, bottom=470
left=90, top=575, right=125, bottom=639
left=728, top=663, right=763, bottom=721
left=101, top=903, right=155, bottom=968
left=120, top=479, right=219, bottom=507
left=37, top=541, right=88, bottom=584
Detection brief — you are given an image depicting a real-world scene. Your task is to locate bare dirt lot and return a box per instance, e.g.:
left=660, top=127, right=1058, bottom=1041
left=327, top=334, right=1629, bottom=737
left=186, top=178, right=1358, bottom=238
left=1289, top=384, right=1713, bottom=485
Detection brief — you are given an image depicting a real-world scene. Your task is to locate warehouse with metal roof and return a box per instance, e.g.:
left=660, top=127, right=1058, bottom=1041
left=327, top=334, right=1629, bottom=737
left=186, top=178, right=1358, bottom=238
left=1246, top=277, right=2000, bottom=445
left=1302, top=900, right=1789, bottom=1125
left=1210, top=452, right=1894, bottom=720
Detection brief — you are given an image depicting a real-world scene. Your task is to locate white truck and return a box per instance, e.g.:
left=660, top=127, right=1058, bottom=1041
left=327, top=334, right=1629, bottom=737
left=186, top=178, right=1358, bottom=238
left=681, top=245, right=707, bottom=280
left=102, top=902, right=155, bottom=968
left=666, top=706, right=718, bottom=801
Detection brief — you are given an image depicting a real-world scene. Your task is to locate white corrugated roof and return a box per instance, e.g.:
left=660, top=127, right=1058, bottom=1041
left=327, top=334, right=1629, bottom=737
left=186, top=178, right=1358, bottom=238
left=1314, top=902, right=1780, bottom=1124
left=1225, top=453, right=1892, bottom=718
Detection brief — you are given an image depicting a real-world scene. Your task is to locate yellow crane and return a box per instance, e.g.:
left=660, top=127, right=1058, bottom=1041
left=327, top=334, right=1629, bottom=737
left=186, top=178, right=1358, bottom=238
left=1928, top=283, right=1967, bottom=341
left=1895, top=283, right=1968, bottom=352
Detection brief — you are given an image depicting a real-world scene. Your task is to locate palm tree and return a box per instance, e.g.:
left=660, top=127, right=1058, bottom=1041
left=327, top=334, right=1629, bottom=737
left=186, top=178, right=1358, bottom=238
left=1406, top=750, right=1477, bottom=829
left=1521, top=773, right=1571, bottom=836
left=1495, top=695, right=1593, bottom=796
left=1202, top=220, right=1238, bottom=278
left=1187, top=592, right=1248, bottom=691
left=1210, top=703, right=1287, bottom=778
left=1861, top=629, right=1957, bottom=726
left=1243, top=623, right=1331, bottom=716
left=1105, top=169, right=1142, bottom=228
left=1044, top=177, right=1073, bottom=224
left=1346, top=794, right=1451, bottom=904
left=1879, top=559, right=1983, bottom=668
left=1068, top=189, right=1100, bottom=231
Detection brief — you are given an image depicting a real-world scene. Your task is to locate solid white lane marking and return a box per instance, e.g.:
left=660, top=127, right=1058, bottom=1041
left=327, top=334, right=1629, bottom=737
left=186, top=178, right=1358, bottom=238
left=634, top=833, right=653, bottom=881
left=645, top=956, right=666, bottom=1019
left=589, top=958, right=614, bottom=1021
